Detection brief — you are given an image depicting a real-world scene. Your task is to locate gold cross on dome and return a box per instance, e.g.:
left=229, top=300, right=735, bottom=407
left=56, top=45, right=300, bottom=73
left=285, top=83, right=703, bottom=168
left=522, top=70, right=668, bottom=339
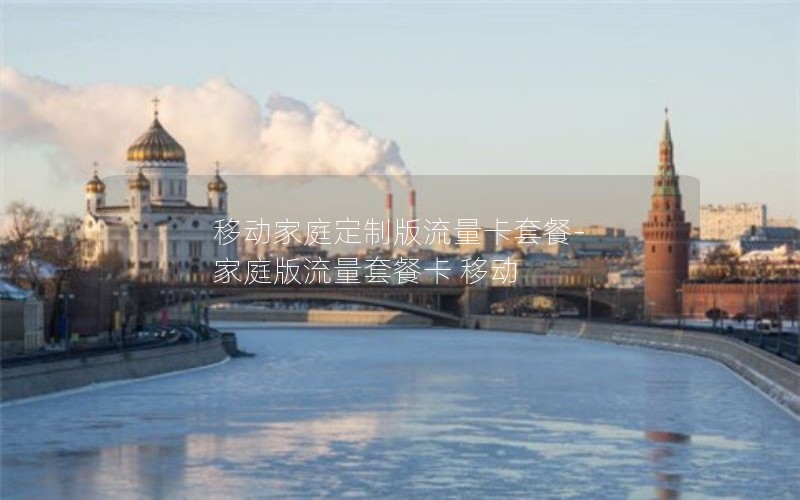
left=152, top=96, right=160, bottom=117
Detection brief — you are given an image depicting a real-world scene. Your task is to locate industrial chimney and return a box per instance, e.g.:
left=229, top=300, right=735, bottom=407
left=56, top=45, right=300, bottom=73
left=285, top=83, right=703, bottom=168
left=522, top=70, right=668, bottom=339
left=385, top=192, right=394, bottom=254
left=408, top=189, right=418, bottom=247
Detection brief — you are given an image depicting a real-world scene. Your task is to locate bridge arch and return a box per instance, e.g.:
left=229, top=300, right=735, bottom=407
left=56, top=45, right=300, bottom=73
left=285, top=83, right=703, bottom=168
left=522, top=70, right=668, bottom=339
left=487, top=287, right=632, bottom=319
left=138, top=287, right=463, bottom=326
left=207, top=291, right=461, bottom=325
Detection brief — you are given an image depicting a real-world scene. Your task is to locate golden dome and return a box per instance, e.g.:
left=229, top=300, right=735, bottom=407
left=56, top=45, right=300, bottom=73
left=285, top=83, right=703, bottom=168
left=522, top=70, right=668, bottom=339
left=126, top=103, right=186, bottom=163
left=85, top=168, right=105, bottom=193
left=128, top=168, right=151, bottom=190
left=207, top=162, right=228, bottom=192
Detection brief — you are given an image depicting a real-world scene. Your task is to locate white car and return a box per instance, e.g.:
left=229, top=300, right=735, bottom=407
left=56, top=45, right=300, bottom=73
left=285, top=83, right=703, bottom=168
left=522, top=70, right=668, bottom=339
left=755, top=319, right=780, bottom=334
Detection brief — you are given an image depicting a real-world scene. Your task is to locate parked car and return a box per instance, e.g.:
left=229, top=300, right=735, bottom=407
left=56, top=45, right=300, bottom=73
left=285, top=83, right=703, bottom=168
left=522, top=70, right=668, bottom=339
left=755, top=319, right=780, bottom=334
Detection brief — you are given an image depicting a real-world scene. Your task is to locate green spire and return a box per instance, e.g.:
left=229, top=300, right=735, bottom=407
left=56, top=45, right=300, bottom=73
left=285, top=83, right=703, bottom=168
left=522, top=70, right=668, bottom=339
left=653, top=108, right=680, bottom=197
left=661, top=107, right=672, bottom=144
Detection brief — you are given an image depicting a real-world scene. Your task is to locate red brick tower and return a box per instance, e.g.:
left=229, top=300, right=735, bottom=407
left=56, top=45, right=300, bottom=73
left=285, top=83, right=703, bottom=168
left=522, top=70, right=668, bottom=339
left=643, top=109, right=691, bottom=319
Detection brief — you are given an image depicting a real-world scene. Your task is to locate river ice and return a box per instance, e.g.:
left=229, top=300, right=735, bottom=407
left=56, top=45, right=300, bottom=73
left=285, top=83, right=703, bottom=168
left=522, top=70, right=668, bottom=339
left=2, top=324, right=799, bottom=499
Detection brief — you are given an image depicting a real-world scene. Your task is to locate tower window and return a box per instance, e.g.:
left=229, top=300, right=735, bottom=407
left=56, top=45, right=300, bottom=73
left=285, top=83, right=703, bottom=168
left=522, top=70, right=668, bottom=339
left=651, top=245, right=656, bottom=253
left=668, top=245, right=673, bottom=253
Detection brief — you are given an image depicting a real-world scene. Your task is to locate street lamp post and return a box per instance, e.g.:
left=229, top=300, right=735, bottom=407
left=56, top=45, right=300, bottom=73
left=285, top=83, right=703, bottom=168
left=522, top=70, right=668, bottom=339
left=191, top=290, right=199, bottom=326
left=177, top=290, right=184, bottom=325
left=112, top=288, right=129, bottom=346
left=112, top=289, right=122, bottom=344
left=676, top=288, right=684, bottom=328
left=160, top=289, right=174, bottom=329
left=57, top=293, right=75, bottom=351
left=586, top=286, right=593, bottom=322
left=202, top=291, right=211, bottom=326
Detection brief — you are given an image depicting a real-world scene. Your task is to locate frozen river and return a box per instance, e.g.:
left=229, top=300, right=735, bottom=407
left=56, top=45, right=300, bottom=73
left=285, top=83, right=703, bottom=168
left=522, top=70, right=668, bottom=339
left=2, top=325, right=799, bottom=498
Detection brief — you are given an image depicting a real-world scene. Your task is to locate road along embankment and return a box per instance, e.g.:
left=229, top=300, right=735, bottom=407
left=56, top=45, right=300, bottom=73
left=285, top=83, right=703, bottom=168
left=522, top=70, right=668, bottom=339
left=1, top=338, right=229, bottom=403
left=467, top=315, right=800, bottom=416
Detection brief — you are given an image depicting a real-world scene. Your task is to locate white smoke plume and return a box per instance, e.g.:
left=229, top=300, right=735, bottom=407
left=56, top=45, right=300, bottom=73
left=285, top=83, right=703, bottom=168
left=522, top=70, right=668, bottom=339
left=0, top=67, right=411, bottom=190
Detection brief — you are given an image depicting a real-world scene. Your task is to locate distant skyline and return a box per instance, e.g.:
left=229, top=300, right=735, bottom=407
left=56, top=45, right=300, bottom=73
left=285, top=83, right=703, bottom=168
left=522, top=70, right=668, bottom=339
left=1, top=2, right=797, bottom=223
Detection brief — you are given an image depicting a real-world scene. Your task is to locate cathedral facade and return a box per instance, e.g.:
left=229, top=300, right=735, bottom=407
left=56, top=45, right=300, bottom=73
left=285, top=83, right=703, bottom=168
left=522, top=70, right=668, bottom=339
left=81, top=102, right=237, bottom=281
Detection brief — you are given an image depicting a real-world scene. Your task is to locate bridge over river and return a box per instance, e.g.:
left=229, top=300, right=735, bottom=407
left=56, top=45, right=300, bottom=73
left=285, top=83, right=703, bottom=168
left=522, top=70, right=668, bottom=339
left=131, top=283, right=644, bottom=326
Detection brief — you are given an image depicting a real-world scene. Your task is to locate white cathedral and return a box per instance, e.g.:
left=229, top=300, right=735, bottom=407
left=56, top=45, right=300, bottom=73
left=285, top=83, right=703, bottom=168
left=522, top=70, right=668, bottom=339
left=82, top=101, right=237, bottom=281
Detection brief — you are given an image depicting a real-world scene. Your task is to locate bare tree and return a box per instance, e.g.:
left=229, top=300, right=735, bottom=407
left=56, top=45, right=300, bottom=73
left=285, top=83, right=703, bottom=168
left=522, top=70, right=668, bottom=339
left=701, top=245, right=739, bottom=281
left=2, top=202, right=84, bottom=287
left=2, top=201, right=54, bottom=293
left=96, top=250, right=127, bottom=280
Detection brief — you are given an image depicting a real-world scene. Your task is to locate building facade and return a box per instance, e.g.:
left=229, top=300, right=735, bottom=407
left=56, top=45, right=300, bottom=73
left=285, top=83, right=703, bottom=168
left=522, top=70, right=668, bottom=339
left=642, top=111, right=691, bottom=319
left=82, top=102, right=237, bottom=281
left=699, top=203, right=766, bottom=241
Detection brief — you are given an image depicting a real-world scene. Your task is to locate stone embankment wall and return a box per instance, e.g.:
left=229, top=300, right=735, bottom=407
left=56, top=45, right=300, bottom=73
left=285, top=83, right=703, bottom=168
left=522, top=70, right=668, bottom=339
left=467, top=315, right=800, bottom=416
left=1, top=338, right=228, bottom=402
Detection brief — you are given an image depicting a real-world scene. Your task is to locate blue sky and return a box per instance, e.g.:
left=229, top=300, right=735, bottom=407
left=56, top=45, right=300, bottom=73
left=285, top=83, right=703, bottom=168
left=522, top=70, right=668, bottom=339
left=1, top=1, right=798, bottom=223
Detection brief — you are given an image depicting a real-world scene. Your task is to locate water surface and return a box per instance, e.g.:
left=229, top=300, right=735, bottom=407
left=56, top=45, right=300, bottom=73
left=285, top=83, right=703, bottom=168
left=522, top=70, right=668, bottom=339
left=2, top=325, right=798, bottom=498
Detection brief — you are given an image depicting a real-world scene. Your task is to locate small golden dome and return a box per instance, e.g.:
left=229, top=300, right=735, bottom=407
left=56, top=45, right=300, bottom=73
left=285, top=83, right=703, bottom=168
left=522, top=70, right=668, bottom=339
left=128, top=168, right=151, bottom=190
left=126, top=101, right=186, bottom=163
left=86, top=168, right=105, bottom=194
left=208, top=162, right=228, bottom=192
